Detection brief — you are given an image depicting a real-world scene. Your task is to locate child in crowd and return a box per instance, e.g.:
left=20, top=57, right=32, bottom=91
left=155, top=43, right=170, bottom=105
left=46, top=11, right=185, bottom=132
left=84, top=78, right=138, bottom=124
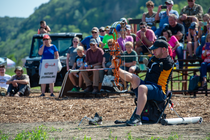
left=69, top=46, right=86, bottom=92
left=199, top=33, right=210, bottom=90
left=38, top=20, right=51, bottom=34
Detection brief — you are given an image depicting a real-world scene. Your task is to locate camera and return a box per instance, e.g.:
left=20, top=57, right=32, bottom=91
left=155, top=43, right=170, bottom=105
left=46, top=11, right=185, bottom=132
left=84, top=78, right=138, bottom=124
left=161, top=6, right=167, bottom=9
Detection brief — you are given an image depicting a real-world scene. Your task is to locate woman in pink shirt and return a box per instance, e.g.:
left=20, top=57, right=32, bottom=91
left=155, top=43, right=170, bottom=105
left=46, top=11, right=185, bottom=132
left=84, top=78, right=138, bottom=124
left=163, top=29, right=180, bottom=59
left=117, top=28, right=133, bottom=52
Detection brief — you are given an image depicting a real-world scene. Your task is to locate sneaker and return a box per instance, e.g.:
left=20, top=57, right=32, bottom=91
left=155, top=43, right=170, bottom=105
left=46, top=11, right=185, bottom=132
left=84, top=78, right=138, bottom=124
left=192, top=54, right=197, bottom=59
left=50, top=93, right=55, bottom=97
left=126, top=114, right=142, bottom=126
left=84, top=86, right=93, bottom=93
left=92, top=87, right=99, bottom=94
left=40, top=93, right=45, bottom=97
left=89, top=113, right=103, bottom=125
left=75, top=87, right=81, bottom=92
left=70, top=87, right=77, bottom=92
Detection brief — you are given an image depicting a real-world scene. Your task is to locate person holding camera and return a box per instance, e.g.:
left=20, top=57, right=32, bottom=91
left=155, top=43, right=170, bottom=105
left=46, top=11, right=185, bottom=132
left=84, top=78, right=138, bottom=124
left=6, top=66, right=30, bottom=97
left=155, top=0, right=179, bottom=37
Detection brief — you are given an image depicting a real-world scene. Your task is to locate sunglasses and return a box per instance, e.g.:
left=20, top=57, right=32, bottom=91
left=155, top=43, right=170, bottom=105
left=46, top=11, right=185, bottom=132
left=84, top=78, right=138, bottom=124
left=90, top=44, right=95, bottom=46
left=92, top=32, right=97, bottom=34
left=100, top=30, right=105, bottom=32
left=188, top=0, right=193, bottom=2
left=140, top=26, right=146, bottom=29
left=73, top=41, right=79, bottom=43
left=43, top=39, right=49, bottom=40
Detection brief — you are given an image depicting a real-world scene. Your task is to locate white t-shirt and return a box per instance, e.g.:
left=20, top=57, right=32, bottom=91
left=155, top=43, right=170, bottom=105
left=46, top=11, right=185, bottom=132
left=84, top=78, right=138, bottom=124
left=0, top=74, right=11, bottom=90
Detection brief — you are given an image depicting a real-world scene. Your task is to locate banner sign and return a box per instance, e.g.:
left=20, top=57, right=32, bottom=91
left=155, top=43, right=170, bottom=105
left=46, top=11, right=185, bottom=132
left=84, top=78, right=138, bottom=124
left=39, top=59, right=58, bottom=84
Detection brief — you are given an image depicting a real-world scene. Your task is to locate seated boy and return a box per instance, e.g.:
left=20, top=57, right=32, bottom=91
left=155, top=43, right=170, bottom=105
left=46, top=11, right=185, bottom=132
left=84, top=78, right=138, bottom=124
left=121, top=41, right=140, bottom=74
left=69, top=46, right=86, bottom=92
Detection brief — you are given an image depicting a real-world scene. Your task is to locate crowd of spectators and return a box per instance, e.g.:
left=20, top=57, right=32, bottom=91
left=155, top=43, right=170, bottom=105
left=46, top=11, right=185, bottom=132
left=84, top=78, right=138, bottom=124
left=1, top=0, right=210, bottom=96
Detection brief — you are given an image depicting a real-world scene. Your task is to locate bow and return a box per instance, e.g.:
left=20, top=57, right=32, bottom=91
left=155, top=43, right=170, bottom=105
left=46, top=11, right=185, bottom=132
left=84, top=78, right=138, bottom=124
left=109, top=21, right=128, bottom=93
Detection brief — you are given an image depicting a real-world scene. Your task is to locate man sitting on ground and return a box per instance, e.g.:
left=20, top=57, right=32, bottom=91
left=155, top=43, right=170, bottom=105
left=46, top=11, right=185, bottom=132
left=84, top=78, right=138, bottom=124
left=111, top=39, right=174, bottom=126
left=0, top=65, right=11, bottom=96
left=6, top=66, right=30, bottom=97
left=80, top=39, right=104, bottom=94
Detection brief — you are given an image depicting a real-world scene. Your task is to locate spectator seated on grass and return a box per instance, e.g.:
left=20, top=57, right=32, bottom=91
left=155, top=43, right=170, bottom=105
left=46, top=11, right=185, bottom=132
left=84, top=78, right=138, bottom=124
left=80, top=39, right=104, bottom=94
left=186, top=22, right=199, bottom=59
left=199, top=33, right=210, bottom=90
left=69, top=46, right=86, bottom=92
left=0, top=65, right=11, bottom=96
left=6, top=66, right=30, bottom=97
left=142, top=0, right=157, bottom=32
left=99, top=39, right=114, bottom=84
left=178, top=0, right=203, bottom=33
left=66, top=37, right=80, bottom=71
left=38, top=20, right=51, bottom=34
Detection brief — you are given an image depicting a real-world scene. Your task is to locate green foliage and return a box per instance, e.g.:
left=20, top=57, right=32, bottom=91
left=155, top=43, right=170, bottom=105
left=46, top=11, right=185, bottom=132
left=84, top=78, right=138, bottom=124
left=0, top=0, right=209, bottom=64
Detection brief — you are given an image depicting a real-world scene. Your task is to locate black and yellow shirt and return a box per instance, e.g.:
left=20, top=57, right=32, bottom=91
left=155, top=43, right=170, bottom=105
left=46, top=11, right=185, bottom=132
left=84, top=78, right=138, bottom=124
left=144, top=55, right=174, bottom=94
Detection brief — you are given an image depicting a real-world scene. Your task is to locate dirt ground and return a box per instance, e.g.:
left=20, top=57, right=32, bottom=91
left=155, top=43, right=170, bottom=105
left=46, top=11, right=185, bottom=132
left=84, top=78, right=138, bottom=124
left=0, top=91, right=210, bottom=139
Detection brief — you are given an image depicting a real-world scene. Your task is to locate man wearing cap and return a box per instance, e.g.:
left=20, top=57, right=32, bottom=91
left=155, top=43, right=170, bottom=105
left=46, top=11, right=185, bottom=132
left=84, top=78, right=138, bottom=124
left=111, top=39, right=173, bottom=126
left=155, top=0, right=179, bottom=37
left=6, top=66, right=30, bottom=97
left=186, top=22, right=199, bottom=59
left=80, top=27, right=104, bottom=50
left=179, top=0, right=203, bottom=32
left=99, top=27, right=106, bottom=36
left=80, top=38, right=104, bottom=94
left=105, top=26, right=111, bottom=34
left=0, top=65, right=11, bottom=96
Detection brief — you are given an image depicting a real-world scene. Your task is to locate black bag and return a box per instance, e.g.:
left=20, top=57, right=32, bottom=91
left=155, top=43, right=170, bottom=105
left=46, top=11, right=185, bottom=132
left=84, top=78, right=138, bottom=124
left=188, top=75, right=201, bottom=91
left=141, top=100, right=165, bottom=123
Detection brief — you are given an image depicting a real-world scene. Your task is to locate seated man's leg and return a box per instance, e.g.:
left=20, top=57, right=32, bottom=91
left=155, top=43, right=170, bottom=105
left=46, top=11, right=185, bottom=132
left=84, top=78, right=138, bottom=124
left=16, top=84, right=30, bottom=96
left=93, top=65, right=101, bottom=93
left=176, top=43, right=184, bottom=68
left=154, top=27, right=162, bottom=37
left=81, top=71, right=93, bottom=92
left=99, top=69, right=105, bottom=84
left=7, top=84, right=16, bottom=96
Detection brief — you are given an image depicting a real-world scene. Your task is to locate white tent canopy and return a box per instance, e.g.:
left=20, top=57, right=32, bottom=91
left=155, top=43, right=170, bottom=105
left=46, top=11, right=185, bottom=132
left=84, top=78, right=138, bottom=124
left=0, top=57, right=16, bottom=68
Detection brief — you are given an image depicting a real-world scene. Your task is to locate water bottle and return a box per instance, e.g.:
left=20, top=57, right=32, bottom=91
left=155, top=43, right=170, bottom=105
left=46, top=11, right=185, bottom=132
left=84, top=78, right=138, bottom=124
left=84, top=62, right=88, bottom=69
left=176, top=60, right=179, bottom=69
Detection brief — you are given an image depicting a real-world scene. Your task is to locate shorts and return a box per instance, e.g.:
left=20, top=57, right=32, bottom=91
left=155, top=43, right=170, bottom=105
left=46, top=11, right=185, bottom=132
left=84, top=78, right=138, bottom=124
left=120, top=65, right=140, bottom=73
left=133, top=80, right=167, bottom=102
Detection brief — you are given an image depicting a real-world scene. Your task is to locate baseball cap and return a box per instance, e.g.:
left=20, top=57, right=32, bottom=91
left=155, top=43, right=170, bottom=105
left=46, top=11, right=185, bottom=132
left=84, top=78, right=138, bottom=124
left=120, top=18, right=127, bottom=23
left=91, top=27, right=99, bottom=32
left=189, top=22, right=197, bottom=30
left=0, top=64, right=5, bottom=68
left=99, top=27, right=105, bottom=31
left=43, top=34, right=50, bottom=39
left=105, top=26, right=111, bottom=30
left=158, top=36, right=167, bottom=41
left=14, top=66, right=23, bottom=72
left=126, top=25, right=131, bottom=30
left=90, top=38, right=97, bottom=45
left=150, top=39, right=168, bottom=50
left=165, top=0, right=174, bottom=5
left=163, top=23, right=169, bottom=31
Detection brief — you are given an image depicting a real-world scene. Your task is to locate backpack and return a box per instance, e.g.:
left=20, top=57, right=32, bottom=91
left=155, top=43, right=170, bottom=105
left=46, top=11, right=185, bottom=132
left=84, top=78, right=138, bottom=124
left=188, top=75, right=201, bottom=91
left=134, top=98, right=166, bottom=123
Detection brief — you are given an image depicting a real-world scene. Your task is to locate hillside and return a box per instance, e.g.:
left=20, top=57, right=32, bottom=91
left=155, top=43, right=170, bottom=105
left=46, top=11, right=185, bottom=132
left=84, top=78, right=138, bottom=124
left=0, top=0, right=209, bottom=64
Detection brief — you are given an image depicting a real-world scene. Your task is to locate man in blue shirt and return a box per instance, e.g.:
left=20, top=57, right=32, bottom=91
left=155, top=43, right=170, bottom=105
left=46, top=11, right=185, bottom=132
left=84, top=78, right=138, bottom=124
left=155, top=0, right=179, bottom=37
left=80, top=27, right=104, bottom=50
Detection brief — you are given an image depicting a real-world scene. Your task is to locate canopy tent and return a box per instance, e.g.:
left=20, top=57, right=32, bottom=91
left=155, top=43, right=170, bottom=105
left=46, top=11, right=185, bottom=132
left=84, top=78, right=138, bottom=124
left=0, top=57, right=16, bottom=68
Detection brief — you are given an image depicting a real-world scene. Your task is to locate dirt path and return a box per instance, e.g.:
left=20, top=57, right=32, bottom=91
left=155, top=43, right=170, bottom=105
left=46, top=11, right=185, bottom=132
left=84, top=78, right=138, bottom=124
left=0, top=92, right=210, bottom=139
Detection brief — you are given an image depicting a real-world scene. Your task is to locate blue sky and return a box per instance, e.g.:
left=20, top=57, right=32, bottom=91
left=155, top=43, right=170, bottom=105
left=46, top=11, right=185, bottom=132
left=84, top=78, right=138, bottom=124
left=0, top=0, right=50, bottom=18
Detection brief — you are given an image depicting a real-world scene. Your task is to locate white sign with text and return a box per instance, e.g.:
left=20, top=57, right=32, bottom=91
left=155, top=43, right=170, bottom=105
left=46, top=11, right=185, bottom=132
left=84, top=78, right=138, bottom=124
left=39, top=59, right=58, bottom=84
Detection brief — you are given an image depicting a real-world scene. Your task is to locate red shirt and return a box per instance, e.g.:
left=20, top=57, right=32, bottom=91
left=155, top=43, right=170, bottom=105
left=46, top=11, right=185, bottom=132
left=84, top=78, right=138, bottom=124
left=85, top=47, right=104, bottom=65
